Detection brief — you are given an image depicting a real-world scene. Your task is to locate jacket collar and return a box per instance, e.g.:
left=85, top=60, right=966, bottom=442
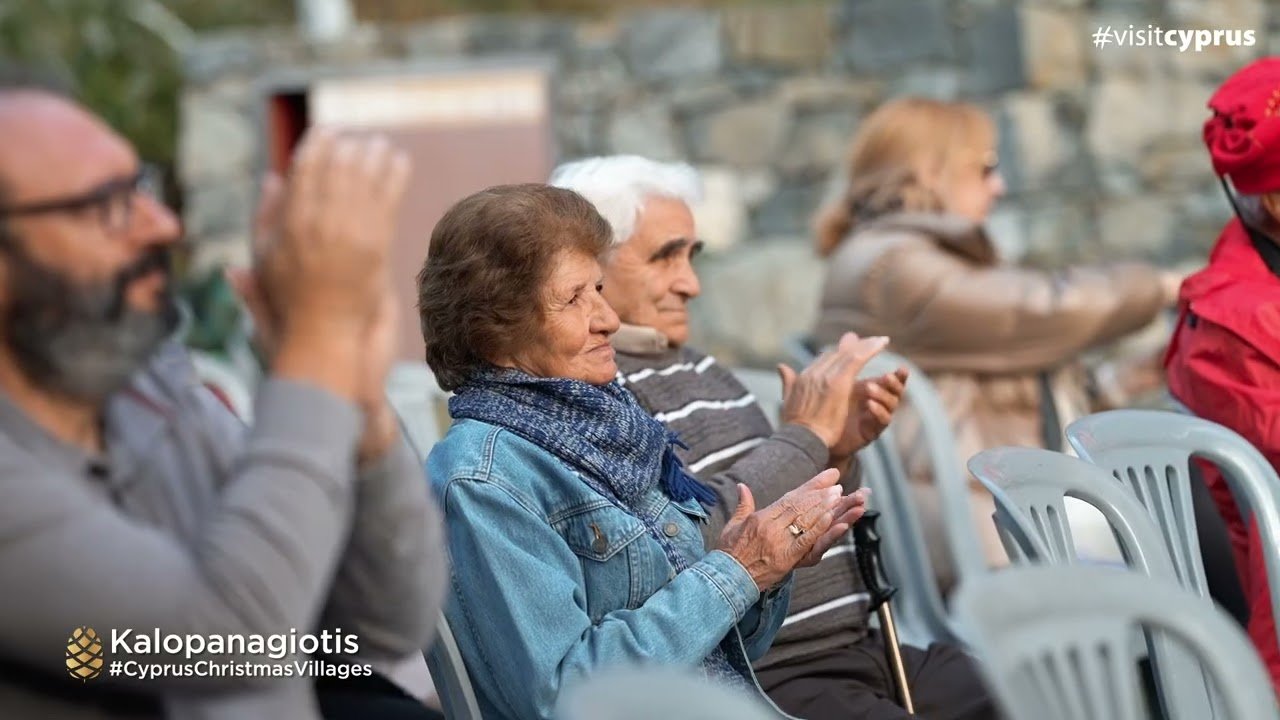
left=1178, top=219, right=1280, bottom=361
left=1184, top=219, right=1280, bottom=297
left=860, top=212, right=997, bottom=264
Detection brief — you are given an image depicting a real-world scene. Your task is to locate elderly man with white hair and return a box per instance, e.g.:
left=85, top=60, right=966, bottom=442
left=551, top=156, right=996, bottom=720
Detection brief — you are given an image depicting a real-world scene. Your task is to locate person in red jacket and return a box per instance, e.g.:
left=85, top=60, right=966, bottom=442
left=1165, top=56, right=1280, bottom=689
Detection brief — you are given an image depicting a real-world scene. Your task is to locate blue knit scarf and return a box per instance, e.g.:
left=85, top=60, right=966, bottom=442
left=449, top=366, right=716, bottom=510
left=449, top=366, right=750, bottom=686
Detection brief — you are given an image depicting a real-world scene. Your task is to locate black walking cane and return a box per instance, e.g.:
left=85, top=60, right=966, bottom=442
left=853, top=510, right=915, bottom=714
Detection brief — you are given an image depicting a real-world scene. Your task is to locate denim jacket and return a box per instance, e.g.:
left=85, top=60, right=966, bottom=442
left=429, top=418, right=793, bottom=719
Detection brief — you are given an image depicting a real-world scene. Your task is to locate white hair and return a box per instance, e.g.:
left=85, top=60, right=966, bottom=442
left=549, top=155, right=702, bottom=246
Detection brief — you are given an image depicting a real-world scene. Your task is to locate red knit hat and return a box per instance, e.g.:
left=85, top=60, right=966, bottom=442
left=1204, top=57, right=1280, bottom=194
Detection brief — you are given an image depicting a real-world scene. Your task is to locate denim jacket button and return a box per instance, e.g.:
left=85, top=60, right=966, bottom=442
left=663, top=522, right=680, bottom=537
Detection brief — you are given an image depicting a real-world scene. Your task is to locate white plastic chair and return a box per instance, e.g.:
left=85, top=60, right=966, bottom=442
left=728, top=367, right=784, bottom=427
left=857, top=438, right=952, bottom=647
left=424, top=614, right=482, bottom=720
left=557, top=667, right=781, bottom=720
left=740, top=343, right=978, bottom=646
left=853, top=351, right=984, bottom=646
left=386, top=362, right=452, bottom=457
left=863, top=351, right=984, bottom=571
left=969, top=447, right=1221, bottom=720
left=1067, top=410, right=1280, bottom=651
left=953, top=564, right=1278, bottom=720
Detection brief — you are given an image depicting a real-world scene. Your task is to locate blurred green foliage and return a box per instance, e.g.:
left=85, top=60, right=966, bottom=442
left=0, top=0, right=294, bottom=170
left=0, top=0, right=774, bottom=173
left=0, top=0, right=776, bottom=357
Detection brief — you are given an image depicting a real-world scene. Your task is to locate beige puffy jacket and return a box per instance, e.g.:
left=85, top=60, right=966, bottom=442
left=813, top=212, right=1167, bottom=588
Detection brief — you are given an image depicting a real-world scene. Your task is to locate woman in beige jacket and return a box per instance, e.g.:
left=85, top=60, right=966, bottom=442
left=811, top=97, right=1181, bottom=589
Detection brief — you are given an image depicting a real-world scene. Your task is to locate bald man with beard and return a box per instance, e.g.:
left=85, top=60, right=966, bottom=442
left=0, top=75, right=445, bottom=719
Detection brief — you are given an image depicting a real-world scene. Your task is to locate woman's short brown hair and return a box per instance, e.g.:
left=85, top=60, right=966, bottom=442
left=417, top=183, right=611, bottom=390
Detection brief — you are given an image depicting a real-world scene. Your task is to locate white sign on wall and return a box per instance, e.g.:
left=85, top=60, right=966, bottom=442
left=309, top=68, right=548, bottom=129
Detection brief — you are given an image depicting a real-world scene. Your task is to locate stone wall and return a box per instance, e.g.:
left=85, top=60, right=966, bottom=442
left=179, top=0, right=1278, bottom=366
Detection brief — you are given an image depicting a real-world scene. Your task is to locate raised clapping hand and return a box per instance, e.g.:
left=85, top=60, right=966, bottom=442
left=717, top=468, right=870, bottom=591
left=776, top=333, right=892, bottom=460
left=227, top=128, right=411, bottom=460
left=829, top=366, right=909, bottom=460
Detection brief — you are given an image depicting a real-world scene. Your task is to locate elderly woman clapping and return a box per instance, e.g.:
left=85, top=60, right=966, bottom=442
left=418, top=184, right=866, bottom=719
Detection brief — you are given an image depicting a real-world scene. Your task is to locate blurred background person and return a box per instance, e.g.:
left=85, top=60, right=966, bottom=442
left=811, top=97, right=1182, bottom=590
left=417, top=183, right=866, bottom=720
left=553, top=154, right=997, bottom=720
left=0, top=77, right=445, bottom=719
left=1166, top=56, right=1280, bottom=692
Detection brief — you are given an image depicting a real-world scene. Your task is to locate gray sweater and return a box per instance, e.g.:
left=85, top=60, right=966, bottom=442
left=613, top=326, right=870, bottom=671
left=0, top=342, right=446, bottom=719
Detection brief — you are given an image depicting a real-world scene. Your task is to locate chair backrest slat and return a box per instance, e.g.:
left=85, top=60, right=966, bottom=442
left=1068, top=409, right=1280, bottom=653
left=856, top=437, right=951, bottom=646
left=953, top=565, right=1278, bottom=720
left=852, top=350, right=986, bottom=646
left=424, top=613, right=483, bottom=720
left=861, top=352, right=985, bottom=574
left=969, top=448, right=1219, bottom=720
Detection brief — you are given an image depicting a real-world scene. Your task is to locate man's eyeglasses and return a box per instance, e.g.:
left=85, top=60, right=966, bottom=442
left=0, top=164, right=163, bottom=237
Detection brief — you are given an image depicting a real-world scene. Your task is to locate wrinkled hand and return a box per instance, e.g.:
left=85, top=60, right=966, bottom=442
left=777, top=333, right=890, bottom=449
left=830, top=367, right=909, bottom=459
left=717, top=469, right=869, bottom=590
left=796, top=491, right=868, bottom=568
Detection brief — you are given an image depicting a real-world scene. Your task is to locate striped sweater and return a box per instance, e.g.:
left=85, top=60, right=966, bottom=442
left=613, top=325, right=871, bottom=671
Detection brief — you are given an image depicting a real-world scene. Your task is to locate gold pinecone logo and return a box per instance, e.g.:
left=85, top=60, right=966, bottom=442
left=66, top=627, right=105, bottom=681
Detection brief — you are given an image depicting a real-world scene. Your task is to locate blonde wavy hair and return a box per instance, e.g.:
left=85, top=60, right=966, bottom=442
left=814, top=97, right=996, bottom=257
